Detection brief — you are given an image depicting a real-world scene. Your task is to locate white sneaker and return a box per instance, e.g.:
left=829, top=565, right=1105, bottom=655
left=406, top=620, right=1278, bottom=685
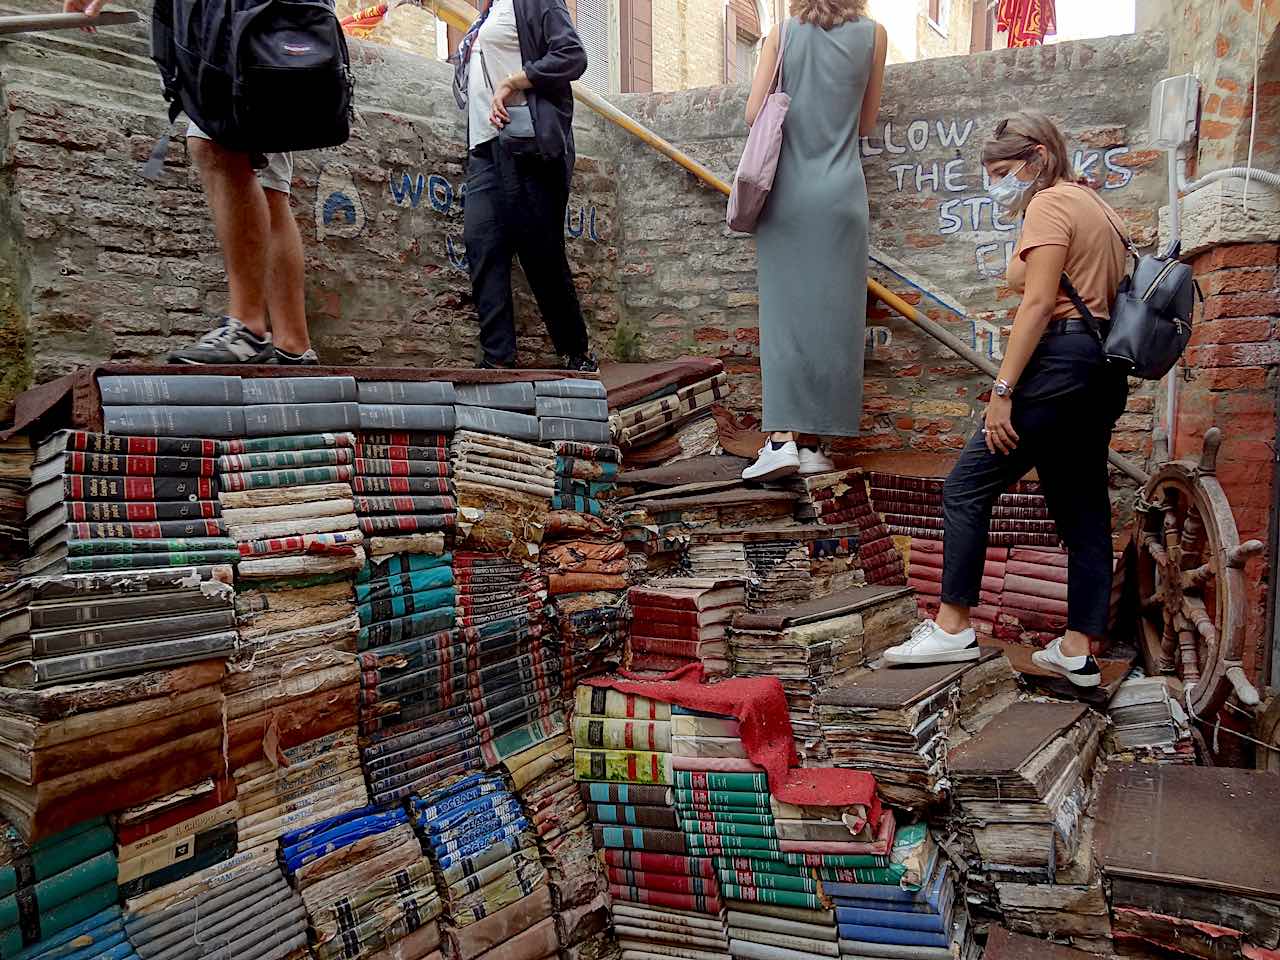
left=883, top=620, right=980, bottom=666
left=1032, top=638, right=1102, bottom=688
left=742, top=441, right=800, bottom=482
left=798, top=447, right=835, bottom=475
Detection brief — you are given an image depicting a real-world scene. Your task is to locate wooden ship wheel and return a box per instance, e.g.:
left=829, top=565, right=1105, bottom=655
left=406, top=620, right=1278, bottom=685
left=1135, top=427, right=1265, bottom=722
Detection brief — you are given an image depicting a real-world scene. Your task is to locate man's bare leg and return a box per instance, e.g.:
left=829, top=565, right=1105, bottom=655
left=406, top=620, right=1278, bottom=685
left=264, top=189, right=311, bottom=357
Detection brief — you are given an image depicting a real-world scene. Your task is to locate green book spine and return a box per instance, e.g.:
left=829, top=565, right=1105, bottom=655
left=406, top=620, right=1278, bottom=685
left=218, top=448, right=351, bottom=471
left=716, top=869, right=818, bottom=894
left=816, top=863, right=903, bottom=883
left=675, top=772, right=768, bottom=793
left=67, top=537, right=237, bottom=556
left=0, top=851, right=117, bottom=929
left=685, top=834, right=780, bottom=853
left=673, top=788, right=770, bottom=811
left=678, top=810, right=772, bottom=827
left=357, top=586, right=456, bottom=624
left=0, top=824, right=114, bottom=900
left=721, top=884, right=823, bottom=909
left=217, top=433, right=354, bottom=455
left=353, top=567, right=455, bottom=602
left=0, top=877, right=116, bottom=947
left=65, top=550, right=240, bottom=572
left=357, top=552, right=453, bottom=584
left=221, top=465, right=352, bottom=490
left=679, top=819, right=775, bottom=839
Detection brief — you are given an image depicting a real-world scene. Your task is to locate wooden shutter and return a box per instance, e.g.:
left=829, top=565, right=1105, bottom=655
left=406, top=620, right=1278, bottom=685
left=576, top=0, right=611, bottom=91
left=724, top=2, right=737, bottom=85
left=730, top=0, right=759, bottom=38
left=620, top=0, right=652, bottom=93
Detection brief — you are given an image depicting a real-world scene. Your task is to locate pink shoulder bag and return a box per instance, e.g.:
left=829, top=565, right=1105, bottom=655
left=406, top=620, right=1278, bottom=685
left=726, top=17, right=790, bottom=234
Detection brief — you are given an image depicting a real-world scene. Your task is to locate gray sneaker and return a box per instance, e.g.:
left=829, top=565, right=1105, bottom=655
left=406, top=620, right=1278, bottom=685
left=275, top=347, right=319, bottom=365
left=167, top=319, right=275, bottom=365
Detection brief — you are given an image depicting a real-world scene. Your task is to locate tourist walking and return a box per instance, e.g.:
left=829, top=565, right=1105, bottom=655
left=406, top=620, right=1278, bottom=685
left=740, top=0, right=887, bottom=482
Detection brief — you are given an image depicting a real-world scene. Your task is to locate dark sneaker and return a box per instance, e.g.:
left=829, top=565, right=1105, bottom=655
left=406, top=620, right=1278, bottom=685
left=564, top=352, right=599, bottom=373
left=168, top=319, right=275, bottom=365
left=477, top=358, right=517, bottom=369
left=1032, top=638, right=1103, bottom=688
left=275, top=347, right=319, bottom=365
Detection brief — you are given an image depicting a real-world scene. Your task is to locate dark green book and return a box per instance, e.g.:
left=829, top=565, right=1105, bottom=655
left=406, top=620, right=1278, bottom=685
left=357, top=552, right=452, bottom=584
left=721, top=884, right=823, bottom=909
left=717, top=869, right=819, bottom=894
left=0, top=822, right=113, bottom=899
left=0, top=851, right=116, bottom=930
left=354, top=567, right=454, bottom=604
left=674, top=772, right=769, bottom=793
left=65, top=550, right=240, bottom=572
left=66, top=538, right=237, bottom=557
left=0, top=881, right=117, bottom=956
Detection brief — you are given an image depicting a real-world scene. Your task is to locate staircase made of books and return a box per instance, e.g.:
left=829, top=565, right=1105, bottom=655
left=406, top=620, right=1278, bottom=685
left=0, top=357, right=1272, bottom=960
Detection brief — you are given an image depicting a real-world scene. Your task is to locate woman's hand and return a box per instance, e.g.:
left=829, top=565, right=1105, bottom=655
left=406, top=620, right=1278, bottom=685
left=489, top=78, right=517, bottom=129
left=984, top=395, right=1019, bottom=455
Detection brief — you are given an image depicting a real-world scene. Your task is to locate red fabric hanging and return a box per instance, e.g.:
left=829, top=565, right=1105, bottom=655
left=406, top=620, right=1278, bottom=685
left=996, top=0, right=1056, bottom=47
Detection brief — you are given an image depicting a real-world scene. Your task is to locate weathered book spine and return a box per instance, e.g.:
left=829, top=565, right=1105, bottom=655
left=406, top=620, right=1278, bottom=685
left=591, top=805, right=680, bottom=830
left=630, top=636, right=711, bottom=659
left=353, top=444, right=449, bottom=462
left=357, top=552, right=452, bottom=584
left=606, top=867, right=718, bottom=896
left=572, top=716, right=672, bottom=752
left=358, top=405, right=457, bottom=433
left=60, top=476, right=217, bottom=502
left=539, top=418, right=612, bottom=445
left=579, top=783, right=669, bottom=807
left=359, top=515, right=455, bottom=535
left=574, top=749, right=671, bottom=785
left=357, top=587, right=455, bottom=624
left=66, top=537, right=238, bottom=556
left=573, top=686, right=671, bottom=721
left=675, top=771, right=766, bottom=793
left=65, top=500, right=221, bottom=521
left=352, top=476, right=453, bottom=496
left=354, top=459, right=453, bottom=478
left=0, top=824, right=114, bottom=900
left=534, top=397, right=610, bottom=421
left=217, top=448, right=354, bottom=473
left=65, top=549, right=241, bottom=572
left=452, top=407, right=539, bottom=441
left=98, top=375, right=243, bottom=406
left=241, top=376, right=358, bottom=404
left=602, top=849, right=715, bottom=877
left=534, top=379, right=607, bottom=400
left=64, top=519, right=227, bottom=540
left=117, top=834, right=237, bottom=900
left=35, top=608, right=237, bottom=657
left=220, top=465, right=356, bottom=492
left=217, top=433, right=357, bottom=455
left=0, top=850, right=117, bottom=931
left=103, top=405, right=247, bottom=439
left=455, top=383, right=536, bottom=411
left=356, top=382, right=457, bottom=405
left=242, top=403, right=360, bottom=437
left=353, top=496, right=456, bottom=515
left=606, top=884, right=720, bottom=914
left=57, top=453, right=218, bottom=477
left=53, top=432, right=219, bottom=458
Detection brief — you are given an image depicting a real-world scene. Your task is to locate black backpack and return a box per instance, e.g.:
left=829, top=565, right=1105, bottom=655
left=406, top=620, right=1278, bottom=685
left=149, top=0, right=354, bottom=157
left=1063, top=194, right=1201, bottom=381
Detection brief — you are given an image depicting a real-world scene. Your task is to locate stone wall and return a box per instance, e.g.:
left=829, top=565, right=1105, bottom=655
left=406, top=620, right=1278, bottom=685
left=652, top=0, right=727, bottom=92
left=612, top=32, right=1171, bottom=486
left=0, top=1, right=619, bottom=386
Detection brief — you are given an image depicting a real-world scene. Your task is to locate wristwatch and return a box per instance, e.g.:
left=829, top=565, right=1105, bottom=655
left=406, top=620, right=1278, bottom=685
left=993, top=378, right=1014, bottom=399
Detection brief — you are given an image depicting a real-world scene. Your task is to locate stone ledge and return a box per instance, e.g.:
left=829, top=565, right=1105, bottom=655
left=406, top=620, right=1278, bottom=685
left=1160, top=177, right=1280, bottom=257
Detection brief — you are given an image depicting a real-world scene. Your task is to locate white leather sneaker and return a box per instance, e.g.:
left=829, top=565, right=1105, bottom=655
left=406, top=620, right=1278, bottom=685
left=1032, top=638, right=1103, bottom=688
left=883, top=620, right=980, bottom=666
left=742, top=441, right=800, bottom=482
left=798, top=447, right=835, bottom=475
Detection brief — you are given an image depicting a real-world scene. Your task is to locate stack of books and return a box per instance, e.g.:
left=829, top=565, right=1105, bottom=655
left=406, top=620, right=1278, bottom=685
left=817, top=651, right=1018, bottom=811
left=791, top=473, right=904, bottom=587
left=455, top=383, right=541, bottom=442
left=0, top=570, right=233, bottom=841
left=729, top=586, right=917, bottom=757
left=867, top=473, right=1058, bottom=547
left=1105, top=676, right=1195, bottom=764
left=551, top=435, right=620, bottom=517
left=1098, top=764, right=1280, bottom=960
left=280, top=804, right=442, bottom=960
left=808, top=528, right=863, bottom=599
left=826, top=824, right=972, bottom=960
left=355, top=552, right=475, bottom=807
left=353, top=440, right=456, bottom=558
left=0, top=434, right=32, bottom=583
left=996, top=546, right=1070, bottom=644
left=982, top=925, right=1092, bottom=960
left=610, top=371, right=729, bottom=451
left=453, top=431, right=554, bottom=562
left=123, top=859, right=309, bottom=960
left=537, top=380, right=611, bottom=447
left=541, top=532, right=627, bottom=598
left=411, top=772, right=555, bottom=960
left=114, top=779, right=238, bottom=903
left=904, top=539, right=1007, bottom=630
left=453, top=553, right=562, bottom=769
left=948, top=702, right=1104, bottom=884
left=0, top=815, right=120, bottom=958
left=231, top=727, right=369, bottom=867
left=24, top=430, right=233, bottom=577
left=572, top=689, right=726, bottom=960
left=627, top=577, right=745, bottom=678
left=687, top=539, right=749, bottom=580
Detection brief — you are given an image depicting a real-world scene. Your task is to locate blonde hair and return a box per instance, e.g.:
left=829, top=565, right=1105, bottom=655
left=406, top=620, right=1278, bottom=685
left=789, top=0, right=866, bottom=28
left=981, top=111, right=1080, bottom=187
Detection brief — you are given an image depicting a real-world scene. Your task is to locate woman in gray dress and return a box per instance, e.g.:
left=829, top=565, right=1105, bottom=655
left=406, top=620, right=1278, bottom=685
left=741, top=0, right=886, bottom=482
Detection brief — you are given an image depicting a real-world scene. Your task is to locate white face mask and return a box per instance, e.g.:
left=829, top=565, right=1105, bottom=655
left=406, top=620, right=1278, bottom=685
left=987, top=158, right=1042, bottom=214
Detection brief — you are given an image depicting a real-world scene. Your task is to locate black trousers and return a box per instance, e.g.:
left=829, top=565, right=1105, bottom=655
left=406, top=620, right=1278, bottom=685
left=463, top=140, right=589, bottom=366
left=941, top=332, right=1128, bottom=637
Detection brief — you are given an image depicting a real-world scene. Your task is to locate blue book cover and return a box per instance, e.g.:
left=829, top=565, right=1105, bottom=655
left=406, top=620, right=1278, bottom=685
left=823, top=852, right=942, bottom=905
left=279, top=804, right=382, bottom=847
left=15, top=906, right=121, bottom=960
left=837, top=923, right=950, bottom=948
left=283, top=809, right=406, bottom=869
left=834, top=903, right=947, bottom=934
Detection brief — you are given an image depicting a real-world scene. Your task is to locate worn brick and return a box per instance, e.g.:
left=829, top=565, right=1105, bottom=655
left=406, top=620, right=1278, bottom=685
left=1185, top=342, right=1280, bottom=367
left=1200, top=292, right=1280, bottom=321
left=1190, top=317, right=1274, bottom=344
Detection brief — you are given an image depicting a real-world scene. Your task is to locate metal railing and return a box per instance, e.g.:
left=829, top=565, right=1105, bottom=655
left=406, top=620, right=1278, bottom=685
left=0, top=10, right=138, bottom=33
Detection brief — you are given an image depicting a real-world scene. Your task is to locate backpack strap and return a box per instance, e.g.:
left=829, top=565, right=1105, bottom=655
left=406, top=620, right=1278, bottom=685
left=1059, top=272, right=1104, bottom=342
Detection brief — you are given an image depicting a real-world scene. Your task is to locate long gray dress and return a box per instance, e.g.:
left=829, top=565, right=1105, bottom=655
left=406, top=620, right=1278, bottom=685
left=756, top=17, right=874, bottom=437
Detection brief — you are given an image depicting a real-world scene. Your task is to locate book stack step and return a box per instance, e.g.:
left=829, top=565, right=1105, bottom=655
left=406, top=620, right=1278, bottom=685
left=867, top=473, right=1058, bottom=548
left=729, top=586, right=917, bottom=760
left=537, top=380, right=611, bottom=447
left=123, top=861, right=308, bottom=960
left=411, top=771, right=556, bottom=960
left=453, top=432, right=554, bottom=562
left=947, top=701, right=1105, bottom=887
left=1105, top=676, right=1195, bottom=764
left=627, top=578, right=745, bottom=679
left=454, top=554, right=563, bottom=771
left=611, top=372, right=730, bottom=452
left=0, top=435, right=32, bottom=583
left=279, top=804, right=442, bottom=960
left=24, top=431, right=234, bottom=578
left=355, top=552, right=476, bottom=807
left=0, top=815, right=122, bottom=958
left=807, top=528, right=863, bottom=600
left=551, top=438, right=619, bottom=518
left=788, top=472, right=905, bottom=588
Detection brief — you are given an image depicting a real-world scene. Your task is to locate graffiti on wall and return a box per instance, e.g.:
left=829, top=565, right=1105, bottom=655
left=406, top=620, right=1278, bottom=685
left=387, top=171, right=604, bottom=271
left=861, top=120, right=1136, bottom=280
left=315, top=163, right=368, bottom=240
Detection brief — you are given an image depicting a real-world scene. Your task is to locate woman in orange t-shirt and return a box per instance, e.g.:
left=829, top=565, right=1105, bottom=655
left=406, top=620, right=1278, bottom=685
left=884, top=111, right=1129, bottom=690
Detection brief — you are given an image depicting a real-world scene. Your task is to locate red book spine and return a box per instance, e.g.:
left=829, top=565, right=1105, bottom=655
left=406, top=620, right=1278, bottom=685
left=603, top=850, right=717, bottom=879
left=114, top=778, right=236, bottom=846
left=630, top=636, right=705, bottom=659
left=605, top=868, right=719, bottom=896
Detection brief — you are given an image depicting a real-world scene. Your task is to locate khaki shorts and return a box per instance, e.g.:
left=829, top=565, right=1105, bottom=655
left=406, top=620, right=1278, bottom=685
left=186, top=122, right=293, bottom=196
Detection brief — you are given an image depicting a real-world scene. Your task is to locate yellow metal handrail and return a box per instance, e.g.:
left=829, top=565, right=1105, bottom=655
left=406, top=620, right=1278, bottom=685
left=427, top=0, right=1148, bottom=484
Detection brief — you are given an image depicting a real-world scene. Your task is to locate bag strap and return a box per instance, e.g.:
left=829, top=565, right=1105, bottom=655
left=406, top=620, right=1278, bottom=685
left=1059, top=272, right=1103, bottom=341
left=1075, top=183, right=1142, bottom=260
left=769, top=18, right=788, bottom=95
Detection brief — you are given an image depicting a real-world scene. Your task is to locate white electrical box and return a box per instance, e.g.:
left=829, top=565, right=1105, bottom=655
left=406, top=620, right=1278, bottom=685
left=1149, top=74, right=1202, bottom=151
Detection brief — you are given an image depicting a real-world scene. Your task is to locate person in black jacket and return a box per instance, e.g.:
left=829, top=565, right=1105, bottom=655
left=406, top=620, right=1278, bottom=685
left=455, top=0, right=597, bottom=371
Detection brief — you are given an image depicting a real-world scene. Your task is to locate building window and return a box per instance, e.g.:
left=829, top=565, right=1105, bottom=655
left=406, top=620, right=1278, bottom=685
left=928, top=0, right=950, bottom=35
left=725, top=0, right=762, bottom=85
left=577, top=0, right=613, bottom=92
left=971, top=0, right=997, bottom=52
left=735, top=34, right=757, bottom=84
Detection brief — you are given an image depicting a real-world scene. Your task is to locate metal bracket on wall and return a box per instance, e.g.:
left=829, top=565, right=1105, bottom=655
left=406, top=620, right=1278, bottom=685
left=427, top=0, right=1151, bottom=485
